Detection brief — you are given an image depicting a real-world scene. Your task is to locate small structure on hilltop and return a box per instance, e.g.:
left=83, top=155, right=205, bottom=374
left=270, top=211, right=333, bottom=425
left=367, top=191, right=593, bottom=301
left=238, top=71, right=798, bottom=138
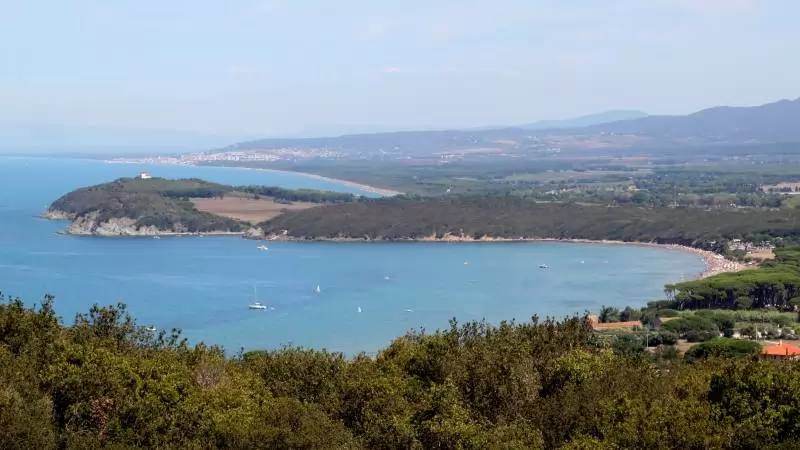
left=586, top=314, right=643, bottom=331
left=761, top=341, right=800, bottom=360
left=138, top=172, right=152, bottom=180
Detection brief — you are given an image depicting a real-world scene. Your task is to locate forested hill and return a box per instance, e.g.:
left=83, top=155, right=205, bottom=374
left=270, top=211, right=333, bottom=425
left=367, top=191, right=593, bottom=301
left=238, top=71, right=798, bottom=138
left=45, top=177, right=356, bottom=235
left=259, top=196, right=800, bottom=246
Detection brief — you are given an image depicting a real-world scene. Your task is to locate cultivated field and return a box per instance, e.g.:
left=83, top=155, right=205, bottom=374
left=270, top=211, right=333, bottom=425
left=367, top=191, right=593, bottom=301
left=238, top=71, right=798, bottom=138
left=191, top=197, right=317, bottom=224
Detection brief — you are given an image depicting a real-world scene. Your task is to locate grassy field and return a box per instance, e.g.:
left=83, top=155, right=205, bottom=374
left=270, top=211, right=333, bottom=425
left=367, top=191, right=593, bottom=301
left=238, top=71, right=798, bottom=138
left=191, top=197, right=317, bottom=224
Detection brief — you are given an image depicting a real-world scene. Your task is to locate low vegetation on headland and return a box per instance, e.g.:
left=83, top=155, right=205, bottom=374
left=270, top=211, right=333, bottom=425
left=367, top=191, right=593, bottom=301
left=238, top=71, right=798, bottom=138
left=42, top=177, right=357, bottom=236
left=6, top=291, right=800, bottom=449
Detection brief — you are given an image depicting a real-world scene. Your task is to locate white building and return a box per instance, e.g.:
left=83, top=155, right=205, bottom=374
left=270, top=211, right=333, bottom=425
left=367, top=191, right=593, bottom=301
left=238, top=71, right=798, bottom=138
left=138, top=172, right=152, bottom=180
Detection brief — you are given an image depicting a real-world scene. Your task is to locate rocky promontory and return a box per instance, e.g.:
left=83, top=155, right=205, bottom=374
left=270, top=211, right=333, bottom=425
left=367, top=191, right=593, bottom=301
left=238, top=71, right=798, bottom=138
left=43, top=176, right=357, bottom=237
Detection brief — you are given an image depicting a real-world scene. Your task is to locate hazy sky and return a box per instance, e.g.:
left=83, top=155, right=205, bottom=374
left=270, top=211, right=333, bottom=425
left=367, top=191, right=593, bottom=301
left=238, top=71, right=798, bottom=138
left=0, top=0, right=798, bottom=137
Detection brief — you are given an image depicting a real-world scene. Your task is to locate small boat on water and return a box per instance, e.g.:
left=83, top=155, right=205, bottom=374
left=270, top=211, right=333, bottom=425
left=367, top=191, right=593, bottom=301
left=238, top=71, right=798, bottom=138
left=257, top=245, right=269, bottom=251
left=248, top=286, right=268, bottom=310
left=145, top=326, right=157, bottom=332
left=539, top=264, right=549, bottom=269
left=357, top=307, right=362, bottom=313
left=315, top=285, right=321, bottom=294
left=152, top=236, right=161, bottom=240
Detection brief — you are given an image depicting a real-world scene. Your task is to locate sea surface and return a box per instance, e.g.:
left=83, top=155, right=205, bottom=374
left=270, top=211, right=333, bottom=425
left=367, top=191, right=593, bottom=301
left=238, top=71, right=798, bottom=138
left=0, top=156, right=704, bottom=354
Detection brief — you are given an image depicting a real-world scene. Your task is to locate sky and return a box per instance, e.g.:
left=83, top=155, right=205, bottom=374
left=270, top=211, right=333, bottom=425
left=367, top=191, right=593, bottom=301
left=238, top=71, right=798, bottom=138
left=0, top=0, right=798, bottom=141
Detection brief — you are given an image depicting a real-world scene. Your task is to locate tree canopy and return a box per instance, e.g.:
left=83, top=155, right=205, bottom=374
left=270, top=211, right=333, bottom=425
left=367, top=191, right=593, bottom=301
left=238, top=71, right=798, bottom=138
left=2, top=291, right=800, bottom=448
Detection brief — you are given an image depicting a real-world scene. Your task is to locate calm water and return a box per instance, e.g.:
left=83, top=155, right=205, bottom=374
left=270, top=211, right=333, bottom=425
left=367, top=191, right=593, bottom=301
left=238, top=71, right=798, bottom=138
left=0, top=156, right=704, bottom=354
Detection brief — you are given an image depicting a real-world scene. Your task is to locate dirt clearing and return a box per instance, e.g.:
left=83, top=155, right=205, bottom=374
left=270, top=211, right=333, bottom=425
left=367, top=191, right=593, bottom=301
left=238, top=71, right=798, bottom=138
left=192, top=197, right=317, bottom=224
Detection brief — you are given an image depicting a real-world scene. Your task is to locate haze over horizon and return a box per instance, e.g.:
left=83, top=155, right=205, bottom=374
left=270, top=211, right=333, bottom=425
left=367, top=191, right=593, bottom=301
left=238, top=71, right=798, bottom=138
left=1, top=0, right=799, bottom=148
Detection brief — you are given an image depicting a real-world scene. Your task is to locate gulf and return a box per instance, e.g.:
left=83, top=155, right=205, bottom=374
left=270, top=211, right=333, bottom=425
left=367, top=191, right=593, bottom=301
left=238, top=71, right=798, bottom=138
left=0, top=156, right=704, bottom=354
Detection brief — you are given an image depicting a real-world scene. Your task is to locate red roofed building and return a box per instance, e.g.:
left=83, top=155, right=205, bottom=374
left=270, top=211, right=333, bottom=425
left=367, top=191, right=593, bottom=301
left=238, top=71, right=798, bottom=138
left=586, top=315, right=642, bottom=331
left=761, top=341, right=800, bottom=359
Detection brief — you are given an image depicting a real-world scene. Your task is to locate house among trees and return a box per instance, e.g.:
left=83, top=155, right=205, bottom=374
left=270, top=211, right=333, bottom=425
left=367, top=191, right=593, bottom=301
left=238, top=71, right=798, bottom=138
left=586, top=315, right=642, bottom=331
left=761, top=341, right=800, bottom=360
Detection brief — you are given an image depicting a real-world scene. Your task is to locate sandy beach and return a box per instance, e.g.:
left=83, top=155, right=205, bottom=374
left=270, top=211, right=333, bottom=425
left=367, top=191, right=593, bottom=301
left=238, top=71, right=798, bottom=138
left=256, top=231, right=749, bottom=280
left=532, top=238, right=749, bottom=279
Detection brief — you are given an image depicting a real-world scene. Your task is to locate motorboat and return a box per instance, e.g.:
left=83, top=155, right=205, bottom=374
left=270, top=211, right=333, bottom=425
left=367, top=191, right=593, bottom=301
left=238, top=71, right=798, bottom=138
left=539, top=264, right=549, bottom=269
left=257, top=245, right=269, bottom=251
left=145, top=326, right=157, bottom=332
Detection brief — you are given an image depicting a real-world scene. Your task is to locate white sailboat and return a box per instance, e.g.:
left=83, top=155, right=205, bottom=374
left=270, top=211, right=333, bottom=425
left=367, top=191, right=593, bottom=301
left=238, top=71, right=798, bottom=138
left=248, top=285, right=267, bottom=310
left=357, top=307, right=362, bottom=313
left=315, top=285, right=321, bottom=294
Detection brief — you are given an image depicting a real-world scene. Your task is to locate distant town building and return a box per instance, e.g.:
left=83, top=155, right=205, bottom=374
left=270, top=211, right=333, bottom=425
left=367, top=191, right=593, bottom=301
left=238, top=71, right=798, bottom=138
left=138, top=172, right=152, bottom=180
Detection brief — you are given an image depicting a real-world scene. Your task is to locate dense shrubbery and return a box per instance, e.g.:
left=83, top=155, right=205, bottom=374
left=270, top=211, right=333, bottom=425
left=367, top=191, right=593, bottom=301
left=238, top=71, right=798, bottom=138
left=4, top=291, right=800, bottom=448
left=238, top=185, right=356, bottom=203
left=684, top=338, right=761, bottom=362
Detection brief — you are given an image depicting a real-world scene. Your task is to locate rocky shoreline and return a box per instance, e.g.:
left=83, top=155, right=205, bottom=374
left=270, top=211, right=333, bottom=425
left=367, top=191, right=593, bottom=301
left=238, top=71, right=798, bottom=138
left=42, top=209, right=242, bottom=237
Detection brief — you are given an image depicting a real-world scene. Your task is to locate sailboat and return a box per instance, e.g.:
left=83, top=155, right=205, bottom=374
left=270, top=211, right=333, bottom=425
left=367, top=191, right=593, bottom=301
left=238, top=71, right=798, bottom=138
left=248, top=285, right=267, bottom=310
left=315, top=285, right=321, bottom=294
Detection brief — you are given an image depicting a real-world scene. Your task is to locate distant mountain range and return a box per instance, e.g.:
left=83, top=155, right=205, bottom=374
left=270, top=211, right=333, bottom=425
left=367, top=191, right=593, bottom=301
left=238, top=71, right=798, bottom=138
left=577, top=98, right=800, bottom=142
left=517, top=110, right=648, bottom=130
left=225, top=98, right=800, bottom=156
left=5, top=97, right=798, bottom=157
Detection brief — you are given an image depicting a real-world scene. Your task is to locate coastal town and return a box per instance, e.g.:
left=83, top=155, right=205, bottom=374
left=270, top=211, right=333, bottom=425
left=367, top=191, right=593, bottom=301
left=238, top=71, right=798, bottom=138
left=107, top=148, right=346, bottom=166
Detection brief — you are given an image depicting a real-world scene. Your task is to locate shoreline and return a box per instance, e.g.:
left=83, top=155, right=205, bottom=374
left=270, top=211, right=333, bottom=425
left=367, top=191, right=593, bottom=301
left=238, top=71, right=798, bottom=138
left=104, top=159, right=403, bottom=197
left=43, top=206, right=745, bottom=280
left=254, top=233, right=749, bottom=279
left=230, top=166, right=403, bottom=197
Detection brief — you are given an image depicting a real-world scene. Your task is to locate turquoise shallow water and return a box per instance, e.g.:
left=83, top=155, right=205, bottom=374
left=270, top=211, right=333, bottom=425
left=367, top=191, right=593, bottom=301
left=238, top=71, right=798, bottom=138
left=0, top=157, right=704, bottom=354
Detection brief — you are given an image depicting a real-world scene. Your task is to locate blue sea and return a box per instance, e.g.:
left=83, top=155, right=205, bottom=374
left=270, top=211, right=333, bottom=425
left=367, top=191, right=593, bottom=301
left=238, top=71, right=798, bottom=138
left=0, top=156, right=704, bottom=354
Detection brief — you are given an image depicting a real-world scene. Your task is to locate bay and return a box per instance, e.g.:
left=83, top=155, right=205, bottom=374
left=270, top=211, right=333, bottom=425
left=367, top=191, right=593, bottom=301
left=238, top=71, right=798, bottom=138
left=0, top=156, right=704, bottom=354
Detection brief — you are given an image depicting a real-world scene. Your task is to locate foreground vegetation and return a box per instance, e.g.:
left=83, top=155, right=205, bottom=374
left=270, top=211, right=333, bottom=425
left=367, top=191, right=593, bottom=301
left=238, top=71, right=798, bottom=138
left=6, top=293, right=800, bottom=448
